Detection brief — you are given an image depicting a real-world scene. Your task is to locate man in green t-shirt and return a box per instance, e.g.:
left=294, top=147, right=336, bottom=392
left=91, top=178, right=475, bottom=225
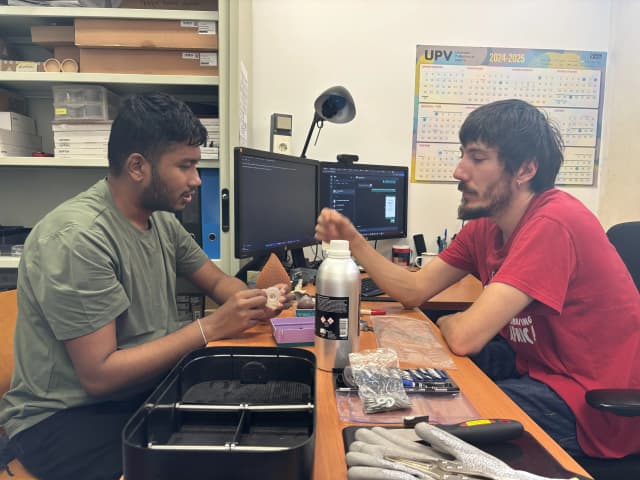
left=0, top=93, right=292, bottom=480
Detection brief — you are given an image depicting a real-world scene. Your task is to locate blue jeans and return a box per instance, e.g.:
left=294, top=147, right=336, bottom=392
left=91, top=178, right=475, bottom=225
left=470, top=336, right=584, bottom=458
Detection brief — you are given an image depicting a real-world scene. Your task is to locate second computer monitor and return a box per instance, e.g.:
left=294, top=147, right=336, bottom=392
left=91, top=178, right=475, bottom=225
left=318, top=162, right=408, bottom=240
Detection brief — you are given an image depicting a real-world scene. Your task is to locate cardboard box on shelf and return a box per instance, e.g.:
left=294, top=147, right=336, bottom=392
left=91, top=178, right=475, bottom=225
left=79, top=48, right=218, bottom=75
left=0, top=88, right=27, bottom=115
left=54, top=46, right=80, bottom=63
left=0, top=60, right=43, bottom=72
left=30, top=25, right=75, bottom=46
left=75, top=18, right=217, bottom=50
left=118, top=0, right=215, bottom=10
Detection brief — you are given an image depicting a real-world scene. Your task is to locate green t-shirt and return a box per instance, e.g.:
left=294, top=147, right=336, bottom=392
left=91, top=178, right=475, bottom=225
left=0, top=179, right=209, bottom=438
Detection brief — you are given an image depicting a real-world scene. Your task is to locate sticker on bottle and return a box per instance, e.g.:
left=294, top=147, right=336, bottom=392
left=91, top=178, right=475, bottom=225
left=316, top=294, right=350, bottom=340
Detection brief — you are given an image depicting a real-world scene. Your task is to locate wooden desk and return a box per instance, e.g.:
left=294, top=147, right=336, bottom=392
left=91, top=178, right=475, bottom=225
left=421, top=274, right=483, bottom=311
left=209, top=302, right=591, bottom=480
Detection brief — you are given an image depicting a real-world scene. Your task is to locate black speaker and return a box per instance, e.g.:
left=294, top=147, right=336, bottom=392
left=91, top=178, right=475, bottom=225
left=413, top=233, right=427, bottom=255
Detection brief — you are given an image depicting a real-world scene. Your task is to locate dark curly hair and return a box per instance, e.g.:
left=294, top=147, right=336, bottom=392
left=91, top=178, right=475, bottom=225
left=108, top=93, right=208, bottom=176
left=459, top=99, right=564, bottom=192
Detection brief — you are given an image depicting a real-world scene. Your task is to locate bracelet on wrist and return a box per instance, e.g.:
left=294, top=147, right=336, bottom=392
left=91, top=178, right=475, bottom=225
left=196, top=318, right=208, bottom=346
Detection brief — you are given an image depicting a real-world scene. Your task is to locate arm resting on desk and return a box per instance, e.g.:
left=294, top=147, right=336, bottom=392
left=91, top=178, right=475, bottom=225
left=436, top=282, right=532, bottom=356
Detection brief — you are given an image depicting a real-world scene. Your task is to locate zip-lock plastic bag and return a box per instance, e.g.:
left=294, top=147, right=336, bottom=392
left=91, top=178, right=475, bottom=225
left=347, top=348, right=412, bottom=414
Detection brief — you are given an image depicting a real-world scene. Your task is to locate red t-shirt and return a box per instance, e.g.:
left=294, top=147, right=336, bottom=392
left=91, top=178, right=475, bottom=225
left=440, top=189, right=640, bottom=458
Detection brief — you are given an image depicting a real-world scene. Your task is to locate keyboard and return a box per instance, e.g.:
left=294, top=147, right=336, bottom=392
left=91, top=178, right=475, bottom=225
left=360, top=277, right=384, bottom=297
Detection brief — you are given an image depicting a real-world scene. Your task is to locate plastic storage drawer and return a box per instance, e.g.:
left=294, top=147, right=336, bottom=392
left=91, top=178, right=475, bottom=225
left=123, top=346, right=316, bottom=480
left=52, top=84, right=120, bottom=121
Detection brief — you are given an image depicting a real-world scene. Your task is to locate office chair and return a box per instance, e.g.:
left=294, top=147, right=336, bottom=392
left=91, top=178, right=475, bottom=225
left=0, top=290, right=38, bottom=479
left=573, top=390, right=640, bottom=479
left=606, top=221, right=640, bottom=291
left=573, top=222, right=640, bottom=479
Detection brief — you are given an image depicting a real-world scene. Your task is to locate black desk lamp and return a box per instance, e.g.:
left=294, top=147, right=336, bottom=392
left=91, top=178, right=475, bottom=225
left=300, top=85, right=356, bottom=158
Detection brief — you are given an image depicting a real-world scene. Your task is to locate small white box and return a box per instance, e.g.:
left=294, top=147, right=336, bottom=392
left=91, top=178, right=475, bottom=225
left=0, top=129, right=42, bottom=150
left=0, top=143, right=37, bottom=157
left=0, top=111, right=36, bottom=134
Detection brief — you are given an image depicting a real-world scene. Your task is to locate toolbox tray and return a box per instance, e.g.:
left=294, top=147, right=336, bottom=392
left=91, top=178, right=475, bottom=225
left=123, top=346, right=316, bottom=480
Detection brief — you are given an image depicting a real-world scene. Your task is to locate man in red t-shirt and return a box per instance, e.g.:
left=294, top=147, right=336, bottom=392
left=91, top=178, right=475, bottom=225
left=315, top=99, right=640, bottom=461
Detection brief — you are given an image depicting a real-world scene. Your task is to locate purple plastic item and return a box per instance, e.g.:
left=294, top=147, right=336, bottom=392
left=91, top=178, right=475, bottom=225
left=270, top=317, right=315, bottom=346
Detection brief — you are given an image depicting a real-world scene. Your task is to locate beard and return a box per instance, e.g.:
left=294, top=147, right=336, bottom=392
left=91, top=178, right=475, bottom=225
left=140, top=166, right=180, bottom=213
left=457, top=176, right=513, bottom=220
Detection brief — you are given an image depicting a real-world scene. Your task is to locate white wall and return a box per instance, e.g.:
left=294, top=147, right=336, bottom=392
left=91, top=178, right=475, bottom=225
left=250, top=0, right=612, bottom=256
left=597, top=0, right=640, bottom=230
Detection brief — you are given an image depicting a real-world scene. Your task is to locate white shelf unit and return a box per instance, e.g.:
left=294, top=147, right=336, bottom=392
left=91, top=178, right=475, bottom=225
left=0, top=257, right=20, bottom=269
left=0, top=6, right=220, bottom=168
left=0, top=2, right=250, bottom=274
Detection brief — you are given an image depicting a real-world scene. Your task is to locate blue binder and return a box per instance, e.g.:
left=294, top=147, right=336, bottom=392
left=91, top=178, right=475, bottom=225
left=199, top=168, right=220, bottom=259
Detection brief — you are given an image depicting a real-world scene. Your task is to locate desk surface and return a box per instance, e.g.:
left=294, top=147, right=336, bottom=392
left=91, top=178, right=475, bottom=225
left=210, top=300, right=590, bottom=480
left=422, top=273, right=483, bottom=310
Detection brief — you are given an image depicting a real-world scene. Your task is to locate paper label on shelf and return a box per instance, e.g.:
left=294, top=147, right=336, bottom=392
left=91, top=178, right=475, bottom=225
left=55, top=107, right=68, bottom=115
left=201, top=146, right=219, bottom=159
left=197, top=21, right=217, bottom=35
left=200, top=52, right=218, bottom=67
left=180, top=20, right=197, bottom=28
left=15, top=62, right=40, bottom=73
left=182, top=52, right=199, bottom=60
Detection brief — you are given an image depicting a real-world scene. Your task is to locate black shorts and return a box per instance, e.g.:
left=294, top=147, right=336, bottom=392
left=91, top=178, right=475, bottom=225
left=7, top=391, right=150, bottom=480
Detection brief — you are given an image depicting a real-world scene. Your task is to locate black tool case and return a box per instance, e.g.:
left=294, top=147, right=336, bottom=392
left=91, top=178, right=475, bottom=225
left=123, top=346, right=316, bottom=480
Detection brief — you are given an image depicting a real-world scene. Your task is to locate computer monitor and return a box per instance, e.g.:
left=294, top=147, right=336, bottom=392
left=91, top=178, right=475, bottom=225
left=318, top=161, right=408, bottom=240
left=234, top=147, right=319, bottom=278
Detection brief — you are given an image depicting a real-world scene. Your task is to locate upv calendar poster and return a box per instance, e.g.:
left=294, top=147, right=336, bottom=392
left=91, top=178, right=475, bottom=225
left=411, top=45, right=607, bottom=185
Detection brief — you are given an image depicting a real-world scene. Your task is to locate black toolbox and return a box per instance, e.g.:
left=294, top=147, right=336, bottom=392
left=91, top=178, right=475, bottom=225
left=123, top=346, right=316, bottom=480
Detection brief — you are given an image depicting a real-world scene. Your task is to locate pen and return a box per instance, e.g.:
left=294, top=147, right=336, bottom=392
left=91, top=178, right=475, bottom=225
left=360, top=308, right=386, bottom=315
